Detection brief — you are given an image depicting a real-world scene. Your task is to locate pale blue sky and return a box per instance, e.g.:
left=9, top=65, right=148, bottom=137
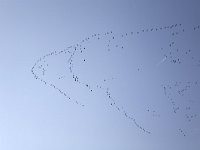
left=0, top=0, right=200, bottom=150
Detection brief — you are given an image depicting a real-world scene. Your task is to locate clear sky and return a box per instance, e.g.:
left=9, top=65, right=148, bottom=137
left=0, top=0, right=200, bottom=150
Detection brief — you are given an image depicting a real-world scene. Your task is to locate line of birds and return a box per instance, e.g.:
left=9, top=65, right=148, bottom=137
left=31, top=23, right=200, bottom=136
left=163, top=80, right=199, bottom=136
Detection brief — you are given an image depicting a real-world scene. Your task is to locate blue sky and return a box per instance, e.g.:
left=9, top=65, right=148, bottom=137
left=0, top=0, right=200, bottom=149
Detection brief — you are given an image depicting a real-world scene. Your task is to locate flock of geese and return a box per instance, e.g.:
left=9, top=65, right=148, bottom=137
left=31, top=23, right=200, bottom=136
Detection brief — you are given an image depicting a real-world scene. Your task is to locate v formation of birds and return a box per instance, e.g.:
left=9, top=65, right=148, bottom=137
left=31, top=23, right=200, bottom=137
